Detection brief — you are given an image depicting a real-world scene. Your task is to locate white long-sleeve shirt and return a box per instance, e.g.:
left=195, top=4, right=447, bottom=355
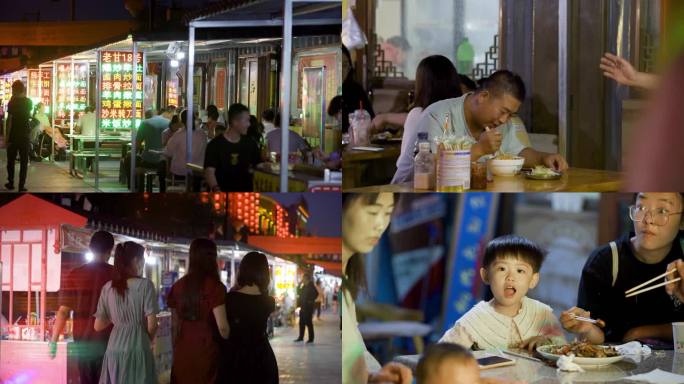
left=391, top=107, right=424, bottom=184
left=439, top=297, right=566, bottom=350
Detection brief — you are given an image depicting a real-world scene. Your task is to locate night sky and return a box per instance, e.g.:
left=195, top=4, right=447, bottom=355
left=266, top=193, right=341, bottom=237
left=0, top=0, right=209, bottom=22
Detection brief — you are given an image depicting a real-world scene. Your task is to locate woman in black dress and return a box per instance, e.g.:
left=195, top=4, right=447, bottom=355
left=219, top=252, right=278, bottom=383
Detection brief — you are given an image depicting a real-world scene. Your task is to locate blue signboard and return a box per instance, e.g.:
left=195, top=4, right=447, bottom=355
left=440, top=193, right=499, bottom=334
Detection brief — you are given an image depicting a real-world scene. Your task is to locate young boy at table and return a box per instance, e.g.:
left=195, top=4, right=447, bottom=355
left=416, top=343, right=524, bottom=384
left=419, top=70, right=568, bottom=172
left=439, top=235, right=565, bottom=351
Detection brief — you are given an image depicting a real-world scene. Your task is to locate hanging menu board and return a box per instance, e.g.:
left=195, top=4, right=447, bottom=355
left=55, top=62, right=89, bottom=126
left=0, top=77, right=12, bottom=105
left=99, top=51, right=143, bottom=130
left=28, top=68, right=53, bottom=113
left=166, top=79, right=178, bottom=107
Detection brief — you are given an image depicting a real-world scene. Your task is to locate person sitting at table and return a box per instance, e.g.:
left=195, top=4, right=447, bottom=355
left=439, top=235, right=566, bottom=352
left=76, top=105, right=96, bottom=136
left=164, top=109, right=207, bottom=190
left=561, top=192, right=684, bottom=345
left=204, top=103, right=261, bottom=192
left=162, top=113, right=183, bottom=147
left=370, top=70, right=474, bottom=139
left=416, top=343, right=521, bottom=384
left=388, top=55, right=463, bottom=183
left=202, top=104, right=226, bottom=139
left=328, top=95, right=343, bottom=125
left=34, top=102, right=68, bottom=151
left=342, top=193, right=413, bottom=384
left=418, top=70, right=568, bottom=173
left=458, top=74, right=477, bottom=94
left=261, top=108, right=277, bottom=135
left=416, top=343, right=480, bottom=384
left=247, top=114, right=267, bottom=160
left=133, top=106, right=172, bottom=192
left=342, top=45, right=375, bottom=133
left=265, top=113, right=312, bottom=162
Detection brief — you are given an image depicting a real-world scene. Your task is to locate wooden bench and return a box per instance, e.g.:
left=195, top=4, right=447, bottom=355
left=69, top=151, right=112, bottom=178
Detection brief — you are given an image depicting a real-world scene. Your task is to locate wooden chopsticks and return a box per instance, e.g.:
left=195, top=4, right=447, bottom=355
left=570, top=314, right=605, bottom=328
left=625, top=269, right=680, bottom=298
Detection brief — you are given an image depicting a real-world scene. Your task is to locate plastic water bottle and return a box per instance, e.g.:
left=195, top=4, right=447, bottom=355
left=414, top=132, right=428, bottom=157
left=414, top=142, right=435, bottom=190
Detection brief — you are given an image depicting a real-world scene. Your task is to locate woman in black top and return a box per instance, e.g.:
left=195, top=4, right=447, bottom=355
left=342, top=45, right=374, bottom=133
left=561, top=193, right=684, bottom=344
left=218, top=251, right=278, bottom=383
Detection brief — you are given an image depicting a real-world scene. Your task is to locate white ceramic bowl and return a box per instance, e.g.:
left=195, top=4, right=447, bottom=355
left=488, top=157, right=524, bottom=176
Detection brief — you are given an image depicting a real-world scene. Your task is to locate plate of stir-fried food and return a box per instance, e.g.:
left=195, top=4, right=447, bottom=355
left=524, top=165, right=562, bottom=180
left=536, top=342, right=623, bottom=367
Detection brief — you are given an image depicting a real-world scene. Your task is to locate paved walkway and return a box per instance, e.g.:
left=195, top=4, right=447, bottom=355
left=271, top=308, right=341, bottom=384
left=0, top=138, right=182, bottom=192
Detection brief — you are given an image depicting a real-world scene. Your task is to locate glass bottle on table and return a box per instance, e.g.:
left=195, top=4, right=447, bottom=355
left=414, top=142, right=435, bottom=190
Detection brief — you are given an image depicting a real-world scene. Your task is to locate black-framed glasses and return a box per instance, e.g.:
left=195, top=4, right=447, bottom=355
left=628, top=205, right=683, bottom=226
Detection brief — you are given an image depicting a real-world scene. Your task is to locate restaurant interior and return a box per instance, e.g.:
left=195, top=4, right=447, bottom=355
left=348, top=192, right=684, bottom=383
left=342, top=0, right=684, bottom=192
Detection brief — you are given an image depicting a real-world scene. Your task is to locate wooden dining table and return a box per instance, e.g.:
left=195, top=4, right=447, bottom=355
left=345, top=167, right=624, bottom=192
left=342, top=142, right=402, bottom=188
left=394, top=349, right=683, bottom=383
left=253, top=163, right=333, bottom=192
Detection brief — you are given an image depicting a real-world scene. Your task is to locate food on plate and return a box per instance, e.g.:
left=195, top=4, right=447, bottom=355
left=548, top=342, right=619, bottom=358
left=530, top=165, right=560, bottom=176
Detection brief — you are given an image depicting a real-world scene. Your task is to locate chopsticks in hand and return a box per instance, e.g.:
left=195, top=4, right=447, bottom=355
left=625, top=269, right=681, bottom=298
left=569, top=314, right=605, bottom=328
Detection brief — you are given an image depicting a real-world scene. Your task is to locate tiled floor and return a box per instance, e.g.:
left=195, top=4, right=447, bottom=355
left=271, top=309, right=341, bottom=384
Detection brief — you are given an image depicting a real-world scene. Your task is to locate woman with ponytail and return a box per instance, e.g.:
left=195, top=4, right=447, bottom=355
left=94, top=241, right=158, bottom=384
left=167, top=238, right=229, bottom=383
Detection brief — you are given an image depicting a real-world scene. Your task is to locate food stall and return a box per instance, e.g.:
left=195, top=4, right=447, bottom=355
left=290, top=46, right=341, bottom=153
left=0, top=195, right=180, bottom=383
left=186, top=0, right=342, bottom=192
left=0, top=71, right=27, bottom=109
left=0, top=195, right=87, bottom=384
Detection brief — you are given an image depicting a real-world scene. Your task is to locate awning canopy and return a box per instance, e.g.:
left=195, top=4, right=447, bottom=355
left=0, top=20, right=135, bottom=47
left=0, top=20, right=135, bottom=75
left=185, top=0, right=340, bottom=26
left=0, top=195, right=87, bottom=228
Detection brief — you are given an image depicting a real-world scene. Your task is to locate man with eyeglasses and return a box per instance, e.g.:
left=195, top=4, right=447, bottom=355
left=561, top=193, right=684, bottom=345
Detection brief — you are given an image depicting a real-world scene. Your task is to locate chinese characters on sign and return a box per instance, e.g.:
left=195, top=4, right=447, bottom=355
left=441, top=193, right=497, bottom=335
left=0, top=77, right=12, bottom=106
left=166, top=79, right=178, bottom=107
left=28, top=68, right=52, bottom=113
left=55, top=62, right=89, bottom=127
left=99, top=50, right=143, bottom=130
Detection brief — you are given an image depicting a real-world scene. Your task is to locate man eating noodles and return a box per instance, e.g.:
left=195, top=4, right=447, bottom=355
left=418, top=70, right=568, bottom=172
